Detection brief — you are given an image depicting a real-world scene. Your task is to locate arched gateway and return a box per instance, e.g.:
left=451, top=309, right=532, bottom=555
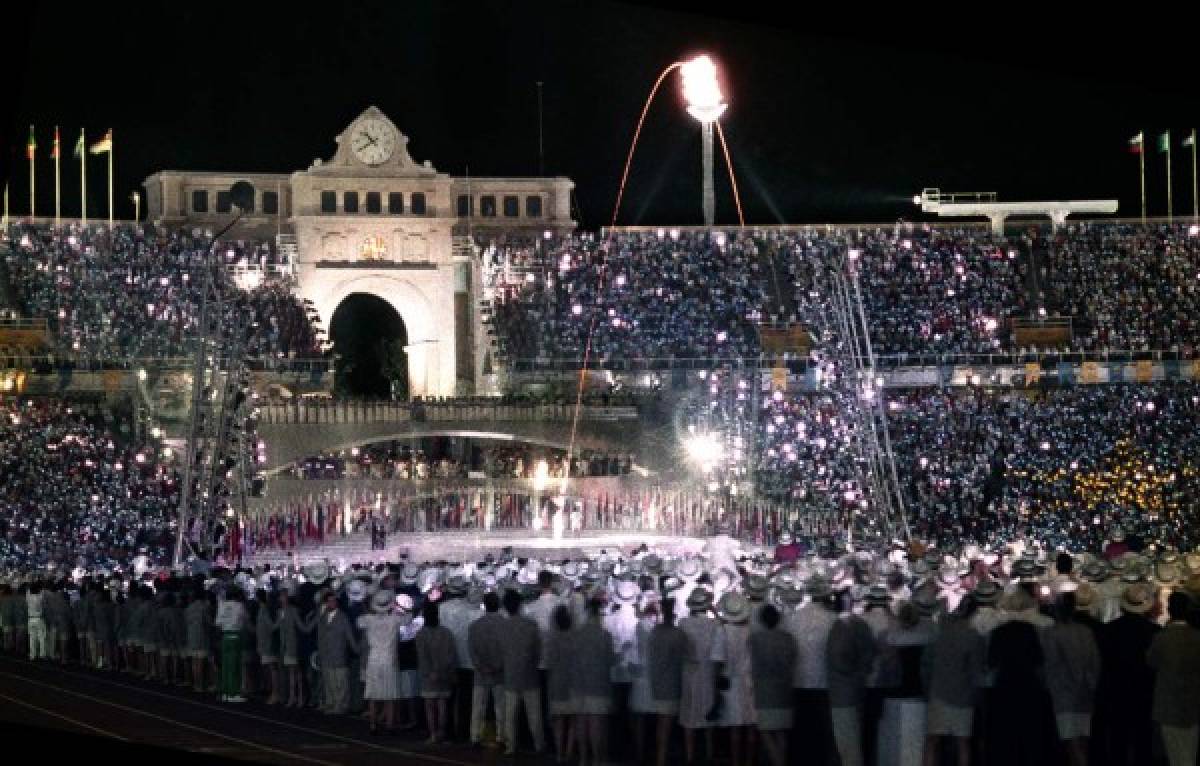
left=142, top=105, right=577, bottom=398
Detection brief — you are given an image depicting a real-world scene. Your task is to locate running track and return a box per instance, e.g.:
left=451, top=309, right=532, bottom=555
left=0, top=655, right=526, bottom=765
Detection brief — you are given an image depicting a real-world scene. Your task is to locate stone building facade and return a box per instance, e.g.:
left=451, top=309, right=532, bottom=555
left=143, top=106, right=575, bottom=397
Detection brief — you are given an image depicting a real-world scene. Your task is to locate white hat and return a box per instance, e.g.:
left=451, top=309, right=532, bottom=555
left=371, top=589, right=395, bottom=613
left=614, top=579, right=640, bottom=603
left=302, top=562, right=330, bottom=586
left=400, top=562, right=420, bottom=586
left=678, top=558, right=702, bottom=579
left=417, top=567, right=443, bottom=593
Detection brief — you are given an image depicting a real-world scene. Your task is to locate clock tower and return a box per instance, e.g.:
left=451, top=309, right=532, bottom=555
left=142, top=104, right=575, bottom=399
left=291, top=106, right=458, bottom=398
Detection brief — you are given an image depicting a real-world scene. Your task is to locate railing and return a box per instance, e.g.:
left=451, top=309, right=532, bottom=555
left=258, top=400, right=639, bottom=425
left=503, top=349, right=1199, bottom=373
left=0, top=317, right=49, bottom=331
left=2, top=355, right=331, bottom=374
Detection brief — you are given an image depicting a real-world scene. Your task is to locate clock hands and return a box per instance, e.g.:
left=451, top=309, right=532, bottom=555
left=355, top=131, right=378, bottom=152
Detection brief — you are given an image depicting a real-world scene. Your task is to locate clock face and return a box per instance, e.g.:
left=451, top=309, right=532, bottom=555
left=350, top=117, right=397, bottom=166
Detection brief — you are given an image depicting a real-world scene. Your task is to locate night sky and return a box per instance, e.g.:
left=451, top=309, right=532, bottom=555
left=4, top=1, right=1200, bottom=227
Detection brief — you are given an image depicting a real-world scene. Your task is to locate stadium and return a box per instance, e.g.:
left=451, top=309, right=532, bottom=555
left=2, top=4, right=1200, bottom=766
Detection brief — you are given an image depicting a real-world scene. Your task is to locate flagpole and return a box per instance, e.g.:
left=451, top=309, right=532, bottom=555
left=54, top=126, right=61, bottom=227
left=108, top=129, right=114, bottom=228
left=1140, top=140, right=1146, bottom=222
left=1192, top=129, right=1198, bottom=220
left=1166, top=129, right=1173, bottom=222
left=2, top=183, right=8, bottom=229
left=80, top=128, right=87, bottom=226
left=29, top=125, right=35, bottom=219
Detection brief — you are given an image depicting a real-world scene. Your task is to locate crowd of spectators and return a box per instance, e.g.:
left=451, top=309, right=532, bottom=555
left=1037, top=222, right=1200, bottom=354
left=751, top=383, right=1200, bottom=553
left=2, top=223, right=321, bottom=365
left=0, top=398, right=179, bottom=573
left=6, top=221, right=1200, bottom=374
left=483, top=230, right=769, bottom=365
left=482, top=223, right=1200, bottom=365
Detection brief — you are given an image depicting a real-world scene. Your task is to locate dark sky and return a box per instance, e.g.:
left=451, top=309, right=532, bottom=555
left=4, top=1, right=1200, bottom=227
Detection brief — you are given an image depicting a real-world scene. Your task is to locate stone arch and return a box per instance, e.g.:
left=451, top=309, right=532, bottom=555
left=314, top=274, right=445, bottom=398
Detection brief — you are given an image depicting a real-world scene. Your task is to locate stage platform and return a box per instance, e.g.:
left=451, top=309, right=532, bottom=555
left=241, top=528, right=760, bottom=567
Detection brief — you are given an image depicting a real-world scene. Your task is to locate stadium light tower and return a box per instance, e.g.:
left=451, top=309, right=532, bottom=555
left=681, top=55, right=727, bottom=226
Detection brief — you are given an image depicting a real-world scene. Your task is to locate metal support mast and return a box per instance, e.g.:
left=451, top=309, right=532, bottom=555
left=701, top=121, right=716, bottom=226
left=792, top=245, right=909, bottom=548
left=172, top=195, right=250, bottom=568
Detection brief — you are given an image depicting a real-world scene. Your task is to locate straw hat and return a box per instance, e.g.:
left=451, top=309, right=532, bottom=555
left=717, top=592, right=751, bottom=624
left=370, top=588, right=395, bottom=613
left=1156, top=561, right=1183, bottom=587
left=345, top=580, right=367, bottom=603
left=1074, top=583, right=1097, bottom=610
left=302, top=562, right=330, bottom=586
left=973, top=578, right=1001, bottom=605
left=418, top=567, right=444, bottom=593
left=1082, top=559, right=1111, bottom=583
left=614, top=579, right=640, bottom=603
left=400, top=562, right=420, bottom=586
left=999, top=587, right=1036, bottom=613
left=806, top=576, right=833, bottom=600
left=865, top=584, right=892, bottom=607
left=1011, top=558, right=1039, bottom=582
left=678, top=558, right=702, bottom=579
left=1184, top=552, right=1200, bottom=576
left=686, top=588, right=714, bottom=612
left=1120, top=583, right=1156, bottom=614
left=743, top=574, right=769, bottom=601
left=444, top=575, right=468, bottom=596
left=777, top=587, right=805, bottom=607
left=911, top=586, right=940, bottom=617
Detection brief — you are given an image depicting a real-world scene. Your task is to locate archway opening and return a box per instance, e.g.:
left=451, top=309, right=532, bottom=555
left=330, top=292, right=408, bottom=399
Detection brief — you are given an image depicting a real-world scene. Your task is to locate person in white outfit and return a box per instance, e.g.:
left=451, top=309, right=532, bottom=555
left=27, top=582, right=47, bottom=660
left=715, top=592, right=757, bottom=766
left=678, top=587, right=724, bottom=764
left=356, top=589, right=410, bottom=734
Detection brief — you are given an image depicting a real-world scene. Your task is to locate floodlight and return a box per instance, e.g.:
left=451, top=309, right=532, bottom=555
left=685, top=432, right=724, bottom=467
left=681, top=55, right=727, bottom=124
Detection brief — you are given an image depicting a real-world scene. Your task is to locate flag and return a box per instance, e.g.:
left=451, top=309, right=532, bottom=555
left=1158, top=131, right=1171, bottom=153
left=51, top=127, right=60, bottom=160
left=1185, top=130, right=1196, bottom=148
left=74, top=130, right=85, bottom=158
left=89, top=129, right=112, bottom=154
left=26, top=125, right=36, bottom=160
left=1129, top=132, right=1144, bottom=153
